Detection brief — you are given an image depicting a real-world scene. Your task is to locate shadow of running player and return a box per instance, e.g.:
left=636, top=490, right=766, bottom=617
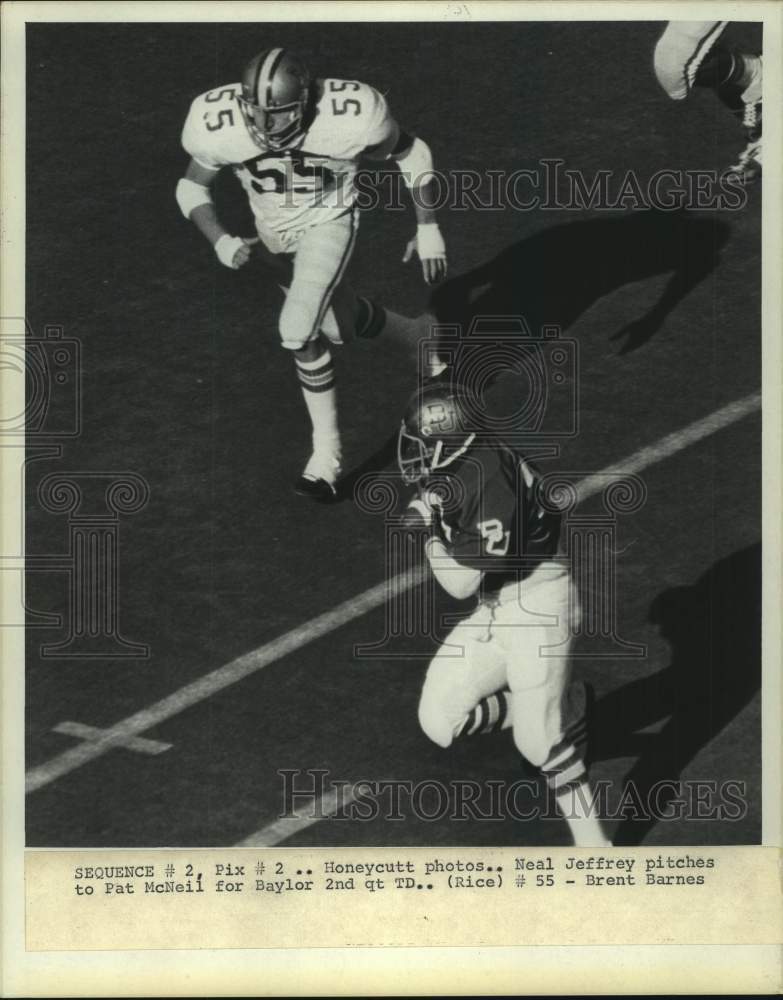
left=340, top=209, right=731, bottom=498
left=591, top=543, right=761, bottom=845
left=429, top=209, right=731, bottom=355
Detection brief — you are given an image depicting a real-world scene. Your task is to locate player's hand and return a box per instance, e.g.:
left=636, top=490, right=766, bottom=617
left=214, top=234, right=259, bottom=270
left=402, top=489, right=447, bottom=537
left=402, top=223, right=447, bottom=285
left=403, top=496, right=434, bottom=530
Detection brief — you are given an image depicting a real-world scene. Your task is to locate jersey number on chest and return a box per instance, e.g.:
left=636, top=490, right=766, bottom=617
left=478, top=519, right=511, bottom=556
left=242, top=152, right=337, bottom=195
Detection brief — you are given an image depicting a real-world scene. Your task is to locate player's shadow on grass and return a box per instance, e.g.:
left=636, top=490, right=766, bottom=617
left=592, top=543, right=761, bottom=845
left=341, top=209, right=732, bottom=496
left=429, top=209, right=731, bottom=355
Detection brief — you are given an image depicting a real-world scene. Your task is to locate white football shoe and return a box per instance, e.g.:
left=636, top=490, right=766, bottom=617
left=728, top=55, right=762, bottom=184
left=729, top=137, right=762, bottom=185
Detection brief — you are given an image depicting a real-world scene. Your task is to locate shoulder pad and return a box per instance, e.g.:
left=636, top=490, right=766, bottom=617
left=313, top=80, right=395, bottom=156
left=181, top=83, right=244, bottom=168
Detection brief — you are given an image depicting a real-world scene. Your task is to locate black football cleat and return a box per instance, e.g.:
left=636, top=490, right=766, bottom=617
left=294, top=453, right=341, bottom=502
left=293, top=473, right=339, bottom=503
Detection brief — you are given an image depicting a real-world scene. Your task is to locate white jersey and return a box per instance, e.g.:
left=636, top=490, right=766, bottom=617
left=181, top=78, right=397, bottom=233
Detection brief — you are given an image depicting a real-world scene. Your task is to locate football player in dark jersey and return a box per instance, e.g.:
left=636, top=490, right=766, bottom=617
left=399, top=382, right=610, bottom=846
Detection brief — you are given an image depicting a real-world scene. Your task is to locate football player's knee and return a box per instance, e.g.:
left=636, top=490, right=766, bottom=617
left=417, top=690, right=455, bottom=749
left=279, top=295, right=319, bottom=350
left=512, top=722, right=552, bottom=768
left=653, top=40, right=689, bottom=99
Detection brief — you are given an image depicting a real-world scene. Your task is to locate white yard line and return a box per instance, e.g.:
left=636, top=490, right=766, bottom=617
left=575, top=391, right=762, bottom=504
left=26, top=390, right=761, bottom=798
left=235, top=786, right=360, bottom=848
left=25, top=575, right=421, bottom=794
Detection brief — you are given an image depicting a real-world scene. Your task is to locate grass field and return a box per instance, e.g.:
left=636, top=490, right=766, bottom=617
left=24, top=19, right=762, bottom=847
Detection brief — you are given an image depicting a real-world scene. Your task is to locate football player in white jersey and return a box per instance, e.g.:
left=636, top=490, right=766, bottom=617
left=176, top=48, right=448, bottom=500
left=653, top=22, right=762, bottom=183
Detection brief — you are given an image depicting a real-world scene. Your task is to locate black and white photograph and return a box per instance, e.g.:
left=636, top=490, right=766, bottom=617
left=10, top=5, right=774, bottom=862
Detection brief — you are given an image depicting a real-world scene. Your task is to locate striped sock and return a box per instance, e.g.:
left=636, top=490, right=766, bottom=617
left=455, top=690, right=513, bottom=739
left=539, top=682, right=590, bottom=797
left=355, top=297, right=387, bottom=339
left=294, top=350, right=340, bottom=459
left=295, top=350, right=336, bottom=394
left=539, top=733, right=588, bottom=799
left=539, top=730, right=609, bottom=845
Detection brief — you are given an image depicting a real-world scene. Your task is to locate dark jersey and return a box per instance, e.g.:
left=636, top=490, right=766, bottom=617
left=430, top=441, right=561, bottom=595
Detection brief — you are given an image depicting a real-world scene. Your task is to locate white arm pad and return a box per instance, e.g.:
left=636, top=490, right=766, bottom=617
left=395, top=136, right=435, bottom=189
left=214, top=234, right=245, bottom=269
left=176, top=176, right=213, bottom=219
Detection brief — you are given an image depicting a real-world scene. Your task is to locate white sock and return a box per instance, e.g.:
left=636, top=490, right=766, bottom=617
left=741, top=54, right=762, bottom=104
left=294, top=351, right=341, bottom=463
left=556, top=780, right=611, bottom=847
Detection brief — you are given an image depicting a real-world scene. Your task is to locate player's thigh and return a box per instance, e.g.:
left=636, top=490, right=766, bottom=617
left=654, top=20, right=727, bottom=99
left=321, top=278, right=359, bottom=346
left=498, top=570, right=579, bottom=765
left=279, top=212, right=358, bottom=350
left=508, top=648, right=571, bottom=767
left=418, top=619, right=507, bottom=749
left=254, top=236, right=294, bottom=281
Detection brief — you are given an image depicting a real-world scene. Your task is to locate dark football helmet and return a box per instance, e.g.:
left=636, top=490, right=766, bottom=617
left=398, top=383, right=477, bottom=485
left=239, top=48, right=310, bottom=151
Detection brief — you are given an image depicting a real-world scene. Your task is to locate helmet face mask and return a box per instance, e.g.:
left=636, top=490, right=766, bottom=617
left=239, top=98, right=307, bottom=150
left=240, top=48, right=310, bottom=151
left=397, top=387, right=477, bottom=485
left=398, top=423, right=436, bottom=485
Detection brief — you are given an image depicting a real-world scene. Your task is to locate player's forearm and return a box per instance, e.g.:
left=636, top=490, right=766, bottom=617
left=175, top=173, right=228, bottom=246
left=424, top=537, right=483, bottom=600
left=176, top=180, right=252, bottom=270
left=395, top=136, right=440, bottom=223
left=412, top=191, right=438, bottom=226
left=188, top=203, right=230, bottom=247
